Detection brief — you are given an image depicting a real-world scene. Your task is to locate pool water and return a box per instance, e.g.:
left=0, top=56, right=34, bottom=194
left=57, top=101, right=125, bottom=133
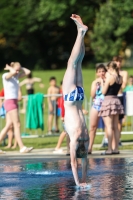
left=0, top=158, right=133, bottom=200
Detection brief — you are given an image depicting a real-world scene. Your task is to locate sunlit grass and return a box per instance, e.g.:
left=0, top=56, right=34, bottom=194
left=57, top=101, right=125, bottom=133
left=0, top=134, right=133, bottom=151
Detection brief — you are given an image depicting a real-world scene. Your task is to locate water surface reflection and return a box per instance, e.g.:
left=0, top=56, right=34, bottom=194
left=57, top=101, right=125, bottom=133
left=0, top=158, right=133, bottom=199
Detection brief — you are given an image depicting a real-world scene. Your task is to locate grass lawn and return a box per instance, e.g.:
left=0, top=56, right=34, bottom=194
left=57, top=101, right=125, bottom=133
left=1, top=134, right=133, bottom=151
left=1, top=67, right=133, bottom=99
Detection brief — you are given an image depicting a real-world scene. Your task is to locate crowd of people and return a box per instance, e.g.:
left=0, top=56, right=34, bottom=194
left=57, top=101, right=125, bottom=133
left=0, top=14, right=133, bottom=187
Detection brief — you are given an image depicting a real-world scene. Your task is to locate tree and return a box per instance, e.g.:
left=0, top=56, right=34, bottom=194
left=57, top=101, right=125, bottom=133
left=90, top=0, right=133, bottom=62
left=0, top=0, right=105, bottom=69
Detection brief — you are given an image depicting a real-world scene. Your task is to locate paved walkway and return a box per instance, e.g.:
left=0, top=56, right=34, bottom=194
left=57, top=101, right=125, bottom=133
left=0, top=142, right=133, bottom=160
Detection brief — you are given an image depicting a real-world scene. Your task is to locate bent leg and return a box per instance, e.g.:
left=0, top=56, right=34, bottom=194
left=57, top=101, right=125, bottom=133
left=5, top=126, right=13, bottom=148
left=82, top=140, right=89, bottom=183
left=55, top=131, right=66, bottom=149
left=12, top=136, right=18, bottom=149
left=88, top=107, right=99, bottom=153
left=112, top=114, right=120, bottom=152
left=103, top=115, right=113, bottom=153
left=47, top=114, right=53, bottom=133
left=0, top=113, right=12, bottom=143
left=8, top=109, right=24, bottom=149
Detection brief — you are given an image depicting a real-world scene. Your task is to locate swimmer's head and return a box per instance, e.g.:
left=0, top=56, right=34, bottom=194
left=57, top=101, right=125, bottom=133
left=112, top=56, right=122, bottom=69
left=95, top=64, right=107, bottom=79
left=49, top=76, right=56, bottom=86
left=10, top=62, right=21, bottom=74
left=76, top=141, right=87, bottom=158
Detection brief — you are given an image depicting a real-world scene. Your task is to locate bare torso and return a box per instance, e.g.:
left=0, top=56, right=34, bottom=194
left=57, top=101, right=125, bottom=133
left=64, top=101, right=88, bottom=140
left=25, top=78, right=34, bottom=89
left=48, top=86, right=60, bottom=101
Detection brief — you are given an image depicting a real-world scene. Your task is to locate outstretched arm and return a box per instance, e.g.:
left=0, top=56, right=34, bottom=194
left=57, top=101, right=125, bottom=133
left=81, top=157, right=87, bottom=182
left=19, top=79, right=27, bottom=87
left=33, top=77, right=42, bottom=82
left=33, top=77, right=44, bottom=88
left=18, top=67, right=31, bottom=79
left=81, top=140, right=89, bottom=183
left=70, top=140, right=80, bottom=186
left=121, top=71, right=128, bottom=89
left=90, top=80, right=97, bottom=99
left=101, top=73, right=110, bottom=95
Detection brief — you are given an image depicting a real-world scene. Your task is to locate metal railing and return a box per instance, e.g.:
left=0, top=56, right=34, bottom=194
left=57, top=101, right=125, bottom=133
left=0, top=94, right=89, bottom=137
left=0, top=92, right=133, bottom=137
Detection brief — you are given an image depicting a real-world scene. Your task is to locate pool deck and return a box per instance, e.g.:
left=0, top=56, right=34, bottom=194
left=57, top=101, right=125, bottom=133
left=0, top=144, right=133, bottom=161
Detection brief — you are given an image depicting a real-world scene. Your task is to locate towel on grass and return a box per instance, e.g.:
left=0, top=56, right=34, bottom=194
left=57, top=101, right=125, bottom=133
left=26, top=93, right=44, bottom=130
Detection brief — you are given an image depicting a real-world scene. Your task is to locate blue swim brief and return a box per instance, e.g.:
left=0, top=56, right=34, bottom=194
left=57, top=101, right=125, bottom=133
left=64, top=86, right=84, bottom=101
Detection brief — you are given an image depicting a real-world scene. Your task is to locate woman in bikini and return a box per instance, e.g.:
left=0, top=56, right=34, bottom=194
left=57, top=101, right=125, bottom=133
left=99, top=61, right=124, bottom=155
left=19, top=72, right=44, bottom=113
left=88, top=64, right=106, bottom=154
left=63, top=14, right=89, bottom=187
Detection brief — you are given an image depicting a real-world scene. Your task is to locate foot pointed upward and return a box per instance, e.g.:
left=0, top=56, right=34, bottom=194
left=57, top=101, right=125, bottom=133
left=70, top=14, right=88, bottom=32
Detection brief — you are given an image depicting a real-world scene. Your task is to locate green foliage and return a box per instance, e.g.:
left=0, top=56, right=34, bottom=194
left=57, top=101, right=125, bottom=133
left=90, top=0, right=133, bottom=61
left=0, top=0, right=103, bottom=69
left=1, top=0, right=133, bottom=68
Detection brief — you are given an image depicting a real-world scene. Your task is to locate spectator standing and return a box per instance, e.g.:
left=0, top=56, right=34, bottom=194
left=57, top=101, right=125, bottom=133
left=88, top=64, right=106, bottom=154
left=53, top=81, right=70, bottom=155
left=99, top=61, right=124, bottom=155
left=112, top=56, right=128, bottom=145
left=0, top=62, right=33, bottom=153
left=47, top=77, right=60, bottom=134
left=19, top=72, right=44, bottom=113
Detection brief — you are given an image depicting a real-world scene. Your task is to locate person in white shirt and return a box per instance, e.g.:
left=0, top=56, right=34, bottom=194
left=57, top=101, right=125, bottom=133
left=0, top=62, right=33, bottom=154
